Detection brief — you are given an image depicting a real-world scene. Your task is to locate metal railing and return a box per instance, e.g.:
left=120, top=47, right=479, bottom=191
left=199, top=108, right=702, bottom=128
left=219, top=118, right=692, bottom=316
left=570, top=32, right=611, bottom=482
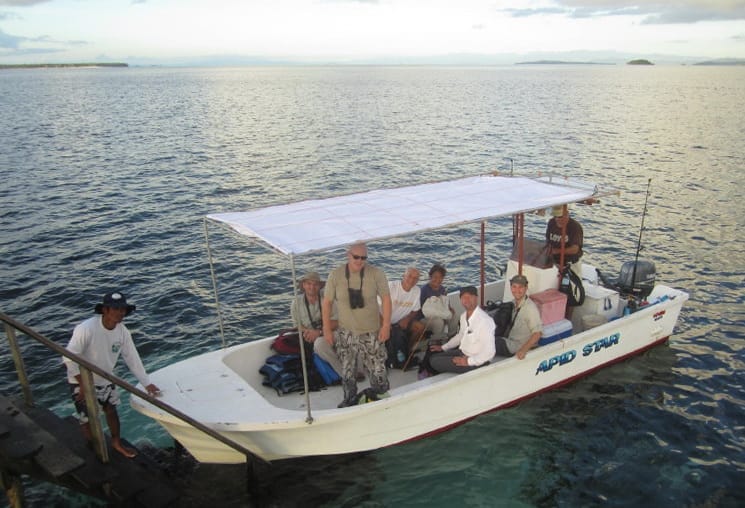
left=0, top=311, right=266, bottom=466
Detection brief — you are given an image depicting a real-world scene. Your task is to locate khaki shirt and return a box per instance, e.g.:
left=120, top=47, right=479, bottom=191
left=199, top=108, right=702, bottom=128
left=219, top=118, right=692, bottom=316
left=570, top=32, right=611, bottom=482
left=506, top=296, right=543, bottom=354
left=291, top=291, right=338, bottom=329
left=325, top=263, right=390, bottom=334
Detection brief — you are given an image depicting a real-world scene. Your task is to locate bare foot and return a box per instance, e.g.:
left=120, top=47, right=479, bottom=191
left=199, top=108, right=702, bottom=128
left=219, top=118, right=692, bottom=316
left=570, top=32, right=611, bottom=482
left=112, top=440, right=137, bottom=458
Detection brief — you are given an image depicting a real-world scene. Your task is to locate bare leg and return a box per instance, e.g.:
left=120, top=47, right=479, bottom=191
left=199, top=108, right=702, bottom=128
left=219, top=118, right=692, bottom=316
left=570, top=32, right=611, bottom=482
left=103, top=405, right=136, bottom=458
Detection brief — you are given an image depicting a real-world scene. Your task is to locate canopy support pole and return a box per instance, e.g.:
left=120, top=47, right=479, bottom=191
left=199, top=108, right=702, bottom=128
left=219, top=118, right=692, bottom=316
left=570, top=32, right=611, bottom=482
left=558, top=204, right=567, bottom=271
left=515, top=213, right=525, bottom=276
left=204, top=218, right=227, bottom=348
left=480, top=221, right=486, bottom=307
left=289, top=254, right=314, bottom=424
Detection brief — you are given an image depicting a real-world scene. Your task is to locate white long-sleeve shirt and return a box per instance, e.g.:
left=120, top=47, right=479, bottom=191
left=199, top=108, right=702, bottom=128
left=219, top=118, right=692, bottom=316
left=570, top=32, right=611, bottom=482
left=441, top=306, right=496, bottom=366
left=63, top=316, right=151, bottom=387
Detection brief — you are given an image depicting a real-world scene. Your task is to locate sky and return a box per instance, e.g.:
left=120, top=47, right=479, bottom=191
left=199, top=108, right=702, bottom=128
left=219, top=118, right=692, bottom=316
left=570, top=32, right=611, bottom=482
left=1, top=0, right=744, bottom=65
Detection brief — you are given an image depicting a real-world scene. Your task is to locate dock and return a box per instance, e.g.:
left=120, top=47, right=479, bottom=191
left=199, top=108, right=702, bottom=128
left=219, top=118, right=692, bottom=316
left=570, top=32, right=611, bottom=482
left=0, top=395, right=179, bottom=507
left=0, top=311, right=265, bottom=507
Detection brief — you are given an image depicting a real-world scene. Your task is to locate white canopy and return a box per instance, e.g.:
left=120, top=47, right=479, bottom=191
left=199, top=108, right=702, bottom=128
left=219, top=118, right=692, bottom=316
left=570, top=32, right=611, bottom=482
left=207, top=174, right=599, bottom=256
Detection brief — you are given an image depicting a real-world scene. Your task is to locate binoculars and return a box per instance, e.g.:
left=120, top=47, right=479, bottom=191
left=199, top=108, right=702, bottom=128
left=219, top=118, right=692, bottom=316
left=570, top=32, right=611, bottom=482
left=348, top=288, right=365, bottom=309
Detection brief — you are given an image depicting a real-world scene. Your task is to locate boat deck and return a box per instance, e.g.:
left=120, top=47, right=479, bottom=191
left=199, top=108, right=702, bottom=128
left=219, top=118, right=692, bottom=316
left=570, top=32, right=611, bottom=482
left=255, top=357, right=505, bottom=412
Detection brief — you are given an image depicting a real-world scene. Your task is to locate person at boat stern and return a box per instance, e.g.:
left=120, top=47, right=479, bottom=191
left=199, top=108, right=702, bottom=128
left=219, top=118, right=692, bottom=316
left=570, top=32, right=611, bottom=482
left=62, top=292, right=160, bottom=458
left=420, top=286, right=496, bottom=376
left=546, top=204, right=583, bottom=277
left=494, top=275, right=543, bottom=360
left=291, top=271, right=342, bottom=375
left=323, top=242, right=392, bottom=407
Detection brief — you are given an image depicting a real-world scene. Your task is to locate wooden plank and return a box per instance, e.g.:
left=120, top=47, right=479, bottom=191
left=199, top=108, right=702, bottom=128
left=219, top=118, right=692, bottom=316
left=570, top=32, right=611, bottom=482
left=2, top=396, right=179, bottom=506
left=20, top=410, right=118, bottom=490
left=0, top=433, right=43, bottom=460
left=0, top=397, right=85, bottom=478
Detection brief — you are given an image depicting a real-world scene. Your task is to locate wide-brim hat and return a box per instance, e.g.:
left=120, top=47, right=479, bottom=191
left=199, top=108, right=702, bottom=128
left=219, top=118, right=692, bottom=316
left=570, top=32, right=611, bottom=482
left=298, top=271, right=324, bottom=291
left=299, top=271, right=322, bottom=283
left=94, top=292, right=136, bottom=316
left=551, top=205, right=568, bottom=217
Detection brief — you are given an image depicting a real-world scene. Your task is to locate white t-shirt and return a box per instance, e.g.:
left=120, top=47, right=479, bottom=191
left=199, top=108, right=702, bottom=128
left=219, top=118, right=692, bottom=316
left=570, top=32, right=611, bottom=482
left=63, top=315, right=151, bottom=387
left=386, top=280, right=421, bottom=325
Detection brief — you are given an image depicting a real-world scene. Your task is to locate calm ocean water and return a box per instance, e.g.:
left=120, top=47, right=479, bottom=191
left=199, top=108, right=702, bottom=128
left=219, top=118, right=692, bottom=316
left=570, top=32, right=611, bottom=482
left=1, top=65, right=744, bottom=507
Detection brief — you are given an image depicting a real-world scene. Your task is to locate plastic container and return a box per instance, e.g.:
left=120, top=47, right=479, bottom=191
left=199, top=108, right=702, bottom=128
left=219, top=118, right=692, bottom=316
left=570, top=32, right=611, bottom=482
left=582, top=314, right=608, bottom=331
left=582, top=285, right=621, bottom=320
left=538, top=318, right=573, bottom=345
left=530, top=288, right=568, bottom=325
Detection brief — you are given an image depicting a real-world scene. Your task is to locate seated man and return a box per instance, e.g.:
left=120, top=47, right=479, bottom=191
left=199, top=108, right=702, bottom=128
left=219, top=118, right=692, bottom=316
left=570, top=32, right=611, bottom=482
left=495, top=275, right=543, bottom=359
left=421, top=286, right=496, bottom=375
left=291, top=271, right=342, bottom=375
left=384, top=267, right=426, bottom=367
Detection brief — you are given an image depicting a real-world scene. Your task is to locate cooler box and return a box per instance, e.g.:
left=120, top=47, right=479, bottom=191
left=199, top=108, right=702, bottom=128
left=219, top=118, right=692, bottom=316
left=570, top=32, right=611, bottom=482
left=581, top=314, right=608, bottom=331
left=571, top=285, right=621, bottom=332
left=538, top=318, right=572, bottom=346
left=530, top=288, right=567, bottom=326
left=582, top=285, right=621, bottom=320
left=503, top=260, right=559, bottom=302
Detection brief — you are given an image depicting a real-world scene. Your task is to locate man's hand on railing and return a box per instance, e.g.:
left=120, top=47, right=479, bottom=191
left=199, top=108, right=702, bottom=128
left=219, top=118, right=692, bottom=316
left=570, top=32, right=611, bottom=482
left=145, top=384, right=162, bottom=397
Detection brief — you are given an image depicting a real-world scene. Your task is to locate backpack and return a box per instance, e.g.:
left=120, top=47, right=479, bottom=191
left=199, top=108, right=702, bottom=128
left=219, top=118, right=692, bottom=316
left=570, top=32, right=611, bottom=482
left=559, top=266, right=585, bottom=307
left=259, top=354, right=304, bottom=395
left=271, top=328, right=301, bottom=355
left=486, top=300, right=515, bottom=338
left=313, top=354, right=341, bottom=385
left=259, top=350, right=325, bottom=396
left=385, top=324, right=409, bottom=369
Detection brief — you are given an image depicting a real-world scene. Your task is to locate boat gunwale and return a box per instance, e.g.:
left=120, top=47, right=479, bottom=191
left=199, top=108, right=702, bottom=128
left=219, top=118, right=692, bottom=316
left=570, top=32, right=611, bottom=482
left=132, top=283, right=688, bottom=432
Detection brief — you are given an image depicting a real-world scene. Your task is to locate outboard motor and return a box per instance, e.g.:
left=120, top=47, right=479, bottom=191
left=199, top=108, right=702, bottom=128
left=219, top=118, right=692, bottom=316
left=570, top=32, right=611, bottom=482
left=617, top=260, right=656, bottom=298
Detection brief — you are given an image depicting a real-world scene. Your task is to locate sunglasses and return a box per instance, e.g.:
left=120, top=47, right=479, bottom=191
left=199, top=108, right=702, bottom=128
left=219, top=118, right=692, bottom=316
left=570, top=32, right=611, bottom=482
left=350, top=254, right=368, bottom=260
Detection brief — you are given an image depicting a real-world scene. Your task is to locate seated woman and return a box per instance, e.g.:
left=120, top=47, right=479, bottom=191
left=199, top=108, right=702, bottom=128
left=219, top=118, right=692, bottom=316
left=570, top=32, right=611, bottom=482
left=420, top=286, right=495, bottom=376
left=419, top=263, right=459, bottom=342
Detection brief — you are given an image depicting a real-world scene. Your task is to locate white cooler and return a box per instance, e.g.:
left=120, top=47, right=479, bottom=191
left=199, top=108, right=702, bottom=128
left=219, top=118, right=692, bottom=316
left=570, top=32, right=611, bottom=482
left=571, top=284, right=621, bottom=332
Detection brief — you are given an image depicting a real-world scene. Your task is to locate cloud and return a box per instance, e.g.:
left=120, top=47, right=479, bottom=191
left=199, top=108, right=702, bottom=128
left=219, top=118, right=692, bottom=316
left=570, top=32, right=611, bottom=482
left=0, top=0, right=51, bottom=6
left=0, top=26, right=86, bottom=54
left=321, top=0, right=380, bottom=3
left=504, top=1, right=745, bottom=24
left=0, top=27, right=24, bottom=48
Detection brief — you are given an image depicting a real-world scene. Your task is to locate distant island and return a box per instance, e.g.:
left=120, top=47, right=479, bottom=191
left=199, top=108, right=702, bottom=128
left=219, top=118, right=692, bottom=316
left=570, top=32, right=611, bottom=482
left=516, top=60, right=613, bottom=65
left=0, top=63, right=128, bottom=70
left=693, top=58, right=745, bottom=66
left=627, top=59, right=653, bottom=65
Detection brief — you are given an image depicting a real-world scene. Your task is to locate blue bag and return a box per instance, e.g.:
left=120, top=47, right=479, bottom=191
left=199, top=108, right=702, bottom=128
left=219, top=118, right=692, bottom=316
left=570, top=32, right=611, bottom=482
left=313, top=354, right=341, bottom=385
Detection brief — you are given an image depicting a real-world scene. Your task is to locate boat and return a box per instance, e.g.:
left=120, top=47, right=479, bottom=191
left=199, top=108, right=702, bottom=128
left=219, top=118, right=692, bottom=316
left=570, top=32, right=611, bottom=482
left=130, top=173, right=688, bottom=463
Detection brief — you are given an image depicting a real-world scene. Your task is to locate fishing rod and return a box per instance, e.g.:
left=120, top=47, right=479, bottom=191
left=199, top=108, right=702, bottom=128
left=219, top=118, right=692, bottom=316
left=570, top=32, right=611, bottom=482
left=631, top=178, right=652, bottom=296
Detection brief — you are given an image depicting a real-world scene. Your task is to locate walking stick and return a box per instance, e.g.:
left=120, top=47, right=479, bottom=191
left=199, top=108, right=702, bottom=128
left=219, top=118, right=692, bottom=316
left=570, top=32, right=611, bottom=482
left=402, top=317, right=431, bottom=371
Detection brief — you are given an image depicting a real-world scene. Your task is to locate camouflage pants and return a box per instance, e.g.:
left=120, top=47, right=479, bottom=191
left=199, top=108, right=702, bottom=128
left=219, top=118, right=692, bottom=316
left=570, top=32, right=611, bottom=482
left=335, top=328, right=389, bottom=405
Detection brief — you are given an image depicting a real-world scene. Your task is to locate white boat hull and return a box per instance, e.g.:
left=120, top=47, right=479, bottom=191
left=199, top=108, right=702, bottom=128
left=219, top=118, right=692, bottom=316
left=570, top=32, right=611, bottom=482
left=131, top=283, right=687, bottom=463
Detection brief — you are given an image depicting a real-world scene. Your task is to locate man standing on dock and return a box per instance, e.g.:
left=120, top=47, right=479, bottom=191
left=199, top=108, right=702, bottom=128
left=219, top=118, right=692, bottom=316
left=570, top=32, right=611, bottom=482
left=63, top=292, right=160, bottom=458
left=323, top=242, right=392, bottom=407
